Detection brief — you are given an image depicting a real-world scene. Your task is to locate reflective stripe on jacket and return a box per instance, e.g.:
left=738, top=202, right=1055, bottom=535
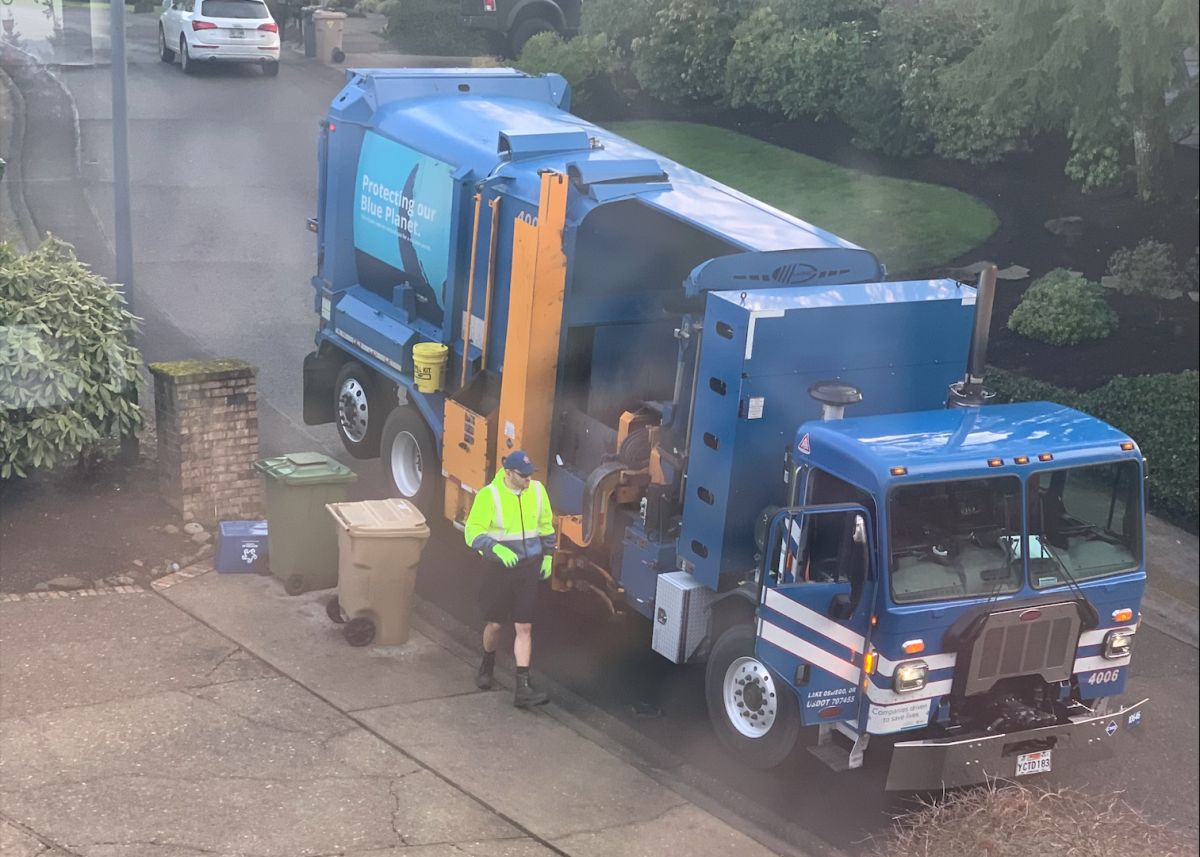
left=464, top=470, right=555, bottom=563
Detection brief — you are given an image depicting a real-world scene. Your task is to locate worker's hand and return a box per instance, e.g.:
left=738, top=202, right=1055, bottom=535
left=493, top=545, right=519, bottom=568
left=540, top=555, right=553, bottom=580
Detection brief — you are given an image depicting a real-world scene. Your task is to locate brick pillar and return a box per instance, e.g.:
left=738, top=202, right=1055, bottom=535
left=150, top=359, right=263, bottom=523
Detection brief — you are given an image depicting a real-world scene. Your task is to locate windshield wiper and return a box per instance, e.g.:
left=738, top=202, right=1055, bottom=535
left=1031, top=535, right=1099, bottom=629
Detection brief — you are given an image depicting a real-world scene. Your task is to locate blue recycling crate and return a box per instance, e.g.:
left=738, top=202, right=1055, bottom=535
left=216, top=521, right=269, bottom=573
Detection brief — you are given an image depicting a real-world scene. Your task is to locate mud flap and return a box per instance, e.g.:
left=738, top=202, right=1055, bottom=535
left=303, top=349, right=339, bottom=425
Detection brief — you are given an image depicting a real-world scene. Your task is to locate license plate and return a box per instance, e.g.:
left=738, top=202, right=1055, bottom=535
left=230, top=29, right=246, bottom=38
left=1015, top=750, right=1052, bottom=777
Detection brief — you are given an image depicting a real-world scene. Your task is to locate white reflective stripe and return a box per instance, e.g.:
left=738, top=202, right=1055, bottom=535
left=488, top=532, right=527, bottom=543
left=865, top=677, right=954, bottom=705
left=1078, top=625, right=1136, bottom=648
left=876, top=651, right=957, bottom=677
left=1074, top=653, right=1131, bottom=673
left=759, top=620, right=861, bottom=685
left=489, top=485, right=503, bottom=529
left=762, top=589, right=866, bottom=654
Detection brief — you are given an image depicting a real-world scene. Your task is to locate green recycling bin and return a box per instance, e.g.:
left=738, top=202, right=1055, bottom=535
left=254, top=452, right=357, bottom=595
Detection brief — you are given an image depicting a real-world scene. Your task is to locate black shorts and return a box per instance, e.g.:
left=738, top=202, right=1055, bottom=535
left=477, top=556, right=541, bottom=625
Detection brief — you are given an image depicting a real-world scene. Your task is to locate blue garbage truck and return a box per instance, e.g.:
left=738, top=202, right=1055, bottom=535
left=302, top=68, right=1148, bottom=789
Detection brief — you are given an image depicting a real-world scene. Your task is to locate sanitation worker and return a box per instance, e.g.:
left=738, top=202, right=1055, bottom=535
left=464, top=450, right=555, bottom=707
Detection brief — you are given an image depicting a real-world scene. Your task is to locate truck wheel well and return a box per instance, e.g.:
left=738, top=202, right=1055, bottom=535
left=510, top=1, right=565, bottom=34
left=708, top=590, right=758, bottom=644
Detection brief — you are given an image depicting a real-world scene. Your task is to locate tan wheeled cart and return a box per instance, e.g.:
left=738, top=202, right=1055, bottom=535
left=325, top=499, right=430, bottom=646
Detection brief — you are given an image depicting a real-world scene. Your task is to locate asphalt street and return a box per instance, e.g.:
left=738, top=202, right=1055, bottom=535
left=15, top=17, right=1200, bottom=852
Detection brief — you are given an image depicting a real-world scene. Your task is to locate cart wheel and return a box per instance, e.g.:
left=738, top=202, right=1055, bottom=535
left=344, top=616, right=375, bottom=647
left=284, top=574, right=306, bottom=596
left=326, top=595, right=345, bottom=624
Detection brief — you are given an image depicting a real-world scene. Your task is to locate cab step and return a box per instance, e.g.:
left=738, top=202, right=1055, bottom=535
left=808, top=723, right=870, bottom=771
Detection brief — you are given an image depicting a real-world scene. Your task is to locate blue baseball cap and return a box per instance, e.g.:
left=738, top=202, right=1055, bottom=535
left=502, top=450, right=536, bottom=475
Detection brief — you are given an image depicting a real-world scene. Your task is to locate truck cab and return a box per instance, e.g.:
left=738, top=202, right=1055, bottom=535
left=729, top=403, right=1147, bottom=789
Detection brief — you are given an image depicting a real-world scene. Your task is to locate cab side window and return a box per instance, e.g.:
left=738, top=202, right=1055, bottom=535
left=773, top=468, right=876, bottom=584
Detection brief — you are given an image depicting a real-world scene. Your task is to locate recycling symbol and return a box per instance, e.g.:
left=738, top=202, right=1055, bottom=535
left=242, top=545, right=259, bottom=564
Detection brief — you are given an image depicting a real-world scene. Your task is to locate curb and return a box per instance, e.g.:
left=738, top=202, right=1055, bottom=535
left=1141, top=586, right=1199, bottom=648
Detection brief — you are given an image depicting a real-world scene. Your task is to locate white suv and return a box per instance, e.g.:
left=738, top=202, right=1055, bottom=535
left=160, top=0, right=280, bottom=76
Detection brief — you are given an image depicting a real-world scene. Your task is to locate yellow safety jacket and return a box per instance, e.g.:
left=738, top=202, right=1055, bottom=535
left=464, top=471, right=556, bottom=564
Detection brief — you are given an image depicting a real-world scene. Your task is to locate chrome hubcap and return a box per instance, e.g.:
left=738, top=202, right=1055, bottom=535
left=724, top=656, right=778, bottom=738
left=337, top=378, right=369, bottom=443
left=389, top=430, right=423, bottom=497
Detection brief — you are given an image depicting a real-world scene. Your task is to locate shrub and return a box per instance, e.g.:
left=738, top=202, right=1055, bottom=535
left=631, top=0, right=744, bottom=103
left=382, top=0, right=488, bottom=57
left=1064, top=135, right=1128, bottom=193
left=516, top=33, right=616, bottom=108
left=0, top=238, right=143, bottom=479
left=987, top=366, right=1199, bottom=522
left=1106, top=239, right=1185, bottom=300
left=582, top=0, right=669, bottom=50
left=725, top=10, right=871, bottom=120
left=1006, top=269, right=1118, bottom=346
left=875, top=783, right=1197, bottom=857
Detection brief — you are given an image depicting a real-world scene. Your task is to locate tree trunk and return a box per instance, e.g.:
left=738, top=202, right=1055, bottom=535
left=1131, top=106, right=1174, bottom=203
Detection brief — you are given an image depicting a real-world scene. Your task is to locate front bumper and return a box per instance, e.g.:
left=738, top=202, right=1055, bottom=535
left=885, top=698, right=1148, bottom=791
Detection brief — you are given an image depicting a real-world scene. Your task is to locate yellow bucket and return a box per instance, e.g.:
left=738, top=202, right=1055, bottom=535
left=412, top=342, right=449, bottom=393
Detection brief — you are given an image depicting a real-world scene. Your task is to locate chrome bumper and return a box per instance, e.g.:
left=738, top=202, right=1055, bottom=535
left=885, top=698, right=1148, bottom=791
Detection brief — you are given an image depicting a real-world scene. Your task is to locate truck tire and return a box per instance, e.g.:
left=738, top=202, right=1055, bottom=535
left=335, top=361, right=391, bottom=459
left=509, top=17, right=556, bottom=59
left=705, top=624, right=800, bottom=768
left=380, top=405, right=440, bottom=515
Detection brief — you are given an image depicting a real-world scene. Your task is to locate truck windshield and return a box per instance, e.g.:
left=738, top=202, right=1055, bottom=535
left=889, top=476, right=1023, bottom=604
left=1026, top=460, right=1142, bottom=588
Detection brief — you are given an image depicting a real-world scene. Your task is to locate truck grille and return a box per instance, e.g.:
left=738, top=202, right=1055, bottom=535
left=962, top=602, right=1081, bottom=696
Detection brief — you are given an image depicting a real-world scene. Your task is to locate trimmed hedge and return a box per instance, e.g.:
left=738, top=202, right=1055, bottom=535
left=987, top=366, right=1199, bottom=523
left=516, top=33, right=616, bottom=108
left=1006, top=269, right=1117, bottom=346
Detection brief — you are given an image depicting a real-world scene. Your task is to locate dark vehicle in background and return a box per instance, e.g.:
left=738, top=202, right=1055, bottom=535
left=460, top=0, right=581, bottom=57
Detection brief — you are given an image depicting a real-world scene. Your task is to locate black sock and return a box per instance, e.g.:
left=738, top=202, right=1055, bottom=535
left=516, top=666, right=530, bottom=676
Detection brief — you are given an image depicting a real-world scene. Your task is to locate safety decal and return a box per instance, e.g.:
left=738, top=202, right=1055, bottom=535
left=798, top=434, right=811, bottom=454
left=1105, top=720, right=1118, bottom=737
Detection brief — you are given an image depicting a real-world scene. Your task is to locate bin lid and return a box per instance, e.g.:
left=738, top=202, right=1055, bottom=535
left=326, top=499, right=430, bottom=538
left=312, top=9, right=346, bottom=18
left=219, top=520, right=269, bottom=536
left=254, top=452, right=358, bottom=485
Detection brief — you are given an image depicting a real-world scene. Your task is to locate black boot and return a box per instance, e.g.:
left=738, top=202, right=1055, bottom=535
left=513, top=670, right=548, bottom=708
left=476, top=651, right=496, bottom=691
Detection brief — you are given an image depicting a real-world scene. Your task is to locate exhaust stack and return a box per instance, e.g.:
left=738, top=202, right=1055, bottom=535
left=947, top=265, right=998, bottom=409
left=809, top=380, right=862, bottom=421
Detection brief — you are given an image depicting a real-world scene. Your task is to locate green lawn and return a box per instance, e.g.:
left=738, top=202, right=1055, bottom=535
left=607, top=121, right=998, bottom=275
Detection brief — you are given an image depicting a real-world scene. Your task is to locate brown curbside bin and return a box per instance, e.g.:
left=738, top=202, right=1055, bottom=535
left=326, top=499, right=430, bottom=647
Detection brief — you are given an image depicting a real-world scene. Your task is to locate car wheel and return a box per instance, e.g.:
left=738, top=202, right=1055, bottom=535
left=380, top=405, right=440, bottom=516
left=159, top=26, right=175, bottom=62
left=334, top=361, right=391, bottom=459
left=509, top=17, right=556, bottom=59
left=705, top=624, right=800, bottom=768
left=180, top=37, right=196, bottom=74
left=262, top=60, right=280, bottom=77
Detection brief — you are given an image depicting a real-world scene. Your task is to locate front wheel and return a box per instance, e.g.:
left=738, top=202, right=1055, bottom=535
left=334, top=361, right=391, bottom=459
left=380, top=405, right=440, bottom=516
left=705, top=624, right=800, bottom=768
left=159, top=26, right=175, bottom=62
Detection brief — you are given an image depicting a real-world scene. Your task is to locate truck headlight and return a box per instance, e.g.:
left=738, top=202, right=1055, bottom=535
left=893, top=660, right=928, bottom=693
left=1103, top=630, right=1133, bottom=659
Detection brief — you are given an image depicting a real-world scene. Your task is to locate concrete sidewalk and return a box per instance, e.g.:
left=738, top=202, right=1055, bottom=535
left=0, top=566, right=791, bottom=857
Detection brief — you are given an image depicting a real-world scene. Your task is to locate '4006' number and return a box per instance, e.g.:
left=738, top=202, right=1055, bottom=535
left=1086, top=669, right=1122, bottom=685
